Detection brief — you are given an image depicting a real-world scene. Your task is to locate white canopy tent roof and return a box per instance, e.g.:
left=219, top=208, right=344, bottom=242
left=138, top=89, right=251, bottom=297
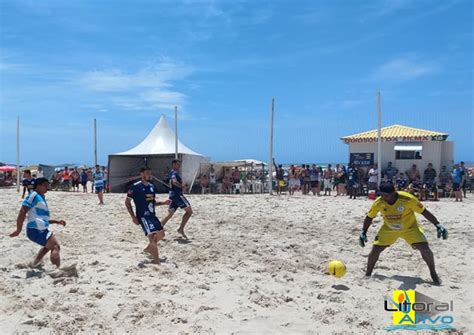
left=108, top=115, right=209, bottom=193
left=116, top=115, right=204, bottom=156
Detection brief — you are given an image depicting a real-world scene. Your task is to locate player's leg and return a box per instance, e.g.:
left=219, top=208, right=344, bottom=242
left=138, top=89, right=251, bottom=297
left=161, top=208, right=176, bottom=226
left=365, top=245, right=387, bottom=276
left=178, top=207, right=193, bottom=239
left=45, top=235, right=61, bottom=267
left=32, top=247, right=49, bottom=267
left=412, top=243, right=440, bottom=285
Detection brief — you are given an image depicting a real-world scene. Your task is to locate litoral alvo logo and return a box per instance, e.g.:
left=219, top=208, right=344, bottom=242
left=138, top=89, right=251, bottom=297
left=384, top=290, right=455, bottom=331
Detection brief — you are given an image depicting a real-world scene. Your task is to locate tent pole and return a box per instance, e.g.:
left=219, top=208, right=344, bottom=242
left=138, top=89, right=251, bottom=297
left=174, top=106, right=178, bottom=160
left=268, top=98, right=274, bottom=195
left=377, top=92, right=382, bottom=187
left=16, top=116, right=20, bottom=192
left=94, top=118, right=97, bottom=166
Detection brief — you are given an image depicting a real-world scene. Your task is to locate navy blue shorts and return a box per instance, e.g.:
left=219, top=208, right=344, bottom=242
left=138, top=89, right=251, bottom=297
left=169, top=195, right=191, bottom=211
left=95, top=186, right=103, bottom=193
left=27, top=228, right=53, bottom=246
left=139, top=216, right=163, bottom=236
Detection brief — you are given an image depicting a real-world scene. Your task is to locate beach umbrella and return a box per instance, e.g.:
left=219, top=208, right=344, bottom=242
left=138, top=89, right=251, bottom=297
left=0, top=165, right=17, bottom=172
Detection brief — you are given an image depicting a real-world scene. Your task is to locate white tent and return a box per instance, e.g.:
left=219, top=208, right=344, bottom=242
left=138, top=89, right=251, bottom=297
left=108, top=115, right=209, bottom=193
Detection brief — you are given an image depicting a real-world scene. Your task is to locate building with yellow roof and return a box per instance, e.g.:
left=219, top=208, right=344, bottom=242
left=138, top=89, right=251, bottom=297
left=341, top=125, right=453, bottom=174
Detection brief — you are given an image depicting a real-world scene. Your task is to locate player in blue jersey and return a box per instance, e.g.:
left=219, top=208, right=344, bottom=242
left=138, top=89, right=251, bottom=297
left=93, top=165, right=105, bottom=205
left=161, top=159, right=193, bottom=239
left=125, top=167, right=171, bottom=264
left=9, top=178, right=67, bottom=267
left=21, top=169, right=35, bottom=199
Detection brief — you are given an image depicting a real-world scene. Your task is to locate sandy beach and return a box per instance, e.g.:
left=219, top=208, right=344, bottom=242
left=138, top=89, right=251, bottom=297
left=0, top=188, right=473, bottom=334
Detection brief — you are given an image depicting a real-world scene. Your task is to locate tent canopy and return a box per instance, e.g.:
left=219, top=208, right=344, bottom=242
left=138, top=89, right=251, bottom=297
left=115, top=115, right=204, bottom=156
left=0, top=165, right=16, bottom=172
left=108, top=115, right=209, bottom=193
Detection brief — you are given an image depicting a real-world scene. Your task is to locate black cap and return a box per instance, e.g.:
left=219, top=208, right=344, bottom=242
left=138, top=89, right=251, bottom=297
left=140, top=167, right=151, bottom=172
left=33, top=177, right=49, bottom=188
left=379, top=182, right=395, bottom=194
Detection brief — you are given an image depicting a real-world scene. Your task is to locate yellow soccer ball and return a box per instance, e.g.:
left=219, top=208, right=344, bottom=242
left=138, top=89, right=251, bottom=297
left=328, top=260, right=347, bottom=278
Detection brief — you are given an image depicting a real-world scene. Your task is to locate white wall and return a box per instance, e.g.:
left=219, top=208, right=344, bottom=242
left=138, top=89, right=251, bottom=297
left=347, top=141, right=447, bottom=174
left=441, top=141, right=454, bottom=169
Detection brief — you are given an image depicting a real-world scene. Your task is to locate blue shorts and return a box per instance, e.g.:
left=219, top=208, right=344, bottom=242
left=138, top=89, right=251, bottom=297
left=169, top=195, right=191, bottom=211
left=95, top=186, right=104, bottom=192
left=27, top=228, right=53, bottom=246
left=139, top=216, right=163, bottom=236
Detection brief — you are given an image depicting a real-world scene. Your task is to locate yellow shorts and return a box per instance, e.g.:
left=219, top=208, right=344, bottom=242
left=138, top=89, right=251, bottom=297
left=278, top=180, right=285, bottom=187
left=373, top=225, right=427, bottom=246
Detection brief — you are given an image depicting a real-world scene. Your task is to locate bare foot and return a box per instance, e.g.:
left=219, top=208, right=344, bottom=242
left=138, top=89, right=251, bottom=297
left=50, top=248, right=60, bottom=267
left=29, top=260, right=42, bottom=268
left=177, top=228, right=188, bottom=240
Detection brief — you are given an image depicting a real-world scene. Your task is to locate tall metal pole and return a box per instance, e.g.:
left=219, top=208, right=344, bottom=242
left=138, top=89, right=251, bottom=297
left=377, top=92, right=382, bottom=187
left=16, top=116, right=20, bottom=192
left=94, top=118, right=97, bottom=166
left=174, top=106, right=178, bottom=160
left=268, top=98, right=275, bottom=195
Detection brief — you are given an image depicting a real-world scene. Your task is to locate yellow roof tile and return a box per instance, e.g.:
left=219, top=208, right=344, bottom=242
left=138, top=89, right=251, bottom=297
left=341, top=124, right=448, bottom=143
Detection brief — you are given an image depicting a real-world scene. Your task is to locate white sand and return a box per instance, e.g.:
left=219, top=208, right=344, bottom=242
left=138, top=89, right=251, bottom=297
left=0, top=188, right=472, bottom=333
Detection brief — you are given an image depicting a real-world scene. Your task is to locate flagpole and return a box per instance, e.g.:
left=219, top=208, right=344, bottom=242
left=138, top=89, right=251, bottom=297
left=268, top=98, right=275, bottom=195
left=377, top=92, right=382, bottom=187
left=16, top=116, right=20, bottom=192
left=174, top=106, right=178, bottom=160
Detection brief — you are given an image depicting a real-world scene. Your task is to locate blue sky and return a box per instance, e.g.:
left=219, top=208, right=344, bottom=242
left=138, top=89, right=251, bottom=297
left=0, top=0, right=472, bottom=165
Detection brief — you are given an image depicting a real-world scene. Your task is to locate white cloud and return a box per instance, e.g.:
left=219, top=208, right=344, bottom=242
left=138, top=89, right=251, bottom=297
left=371, top=56, right=438, bottom=81
left=79, top=59, right=193, bottom=111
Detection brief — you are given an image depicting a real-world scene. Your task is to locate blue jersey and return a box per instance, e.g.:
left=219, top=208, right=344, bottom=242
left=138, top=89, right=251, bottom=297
left=93, top=171, right=105, bottom=187
left=22, top=191, right=50, bottom=231
left=347, top=167, right=358, bottom=182
left=22, top=178, right=36, bottom=193
left=169, top=170, right=183, bottom=197
left=80, top=171, right=88, bottom=183
left=452, top=168, right=462, bottom=184
left=127, top=181, right=157, bottom=218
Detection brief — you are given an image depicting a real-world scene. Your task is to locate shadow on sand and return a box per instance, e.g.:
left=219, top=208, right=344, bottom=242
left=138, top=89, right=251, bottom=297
left=373, top=273, right=429, bottom=289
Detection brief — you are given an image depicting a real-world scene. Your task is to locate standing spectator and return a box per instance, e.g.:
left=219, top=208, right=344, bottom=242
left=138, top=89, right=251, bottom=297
left=368, top=164, right=378, bottom=191
left=36, top=167, right=44, bottom=178
left=201, top=173, right=209, bottom=194
left=62, top=167, right=71, bottom=191
left=309, top=164, right=320, bottom=196
left=438, top=165, right=451, bottom=197
left=347, top=163, right=359, bottom=199
left=451, top=164, right=463, bottom=202
left=383, top=162, right=398, bottom=182
left=71, top=167, right=80, bottom=192
left=460, top=161, right=468, bottom=198
left=93, top=165, right=105, bottom=205
left=80, top=168, right=88, bottom=193
left=422, top=163, right=438, bottom=201
left=21, top=170, right=35, bottom=199
left=323, top=164, right=333, bottom=196
left=334, top=164, right=342, bottom=196
left=302, top=165, right=310, bottom=195
left=87, top=168, right=94, bottom=193
left=336, top=164, right=347, bottom=196
left=209, top=165, right=217, bottom=194
left=232, top=166, right=241, bottom=193
left=288, top=165, right=299, bottom=196
left=273, top=158, right=285, bottom=195
left=103, top=167, right=108, bottom=193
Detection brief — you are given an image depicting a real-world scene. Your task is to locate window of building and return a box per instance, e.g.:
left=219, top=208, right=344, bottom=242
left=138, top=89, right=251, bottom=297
left=394, top=143, right=423, bottom=160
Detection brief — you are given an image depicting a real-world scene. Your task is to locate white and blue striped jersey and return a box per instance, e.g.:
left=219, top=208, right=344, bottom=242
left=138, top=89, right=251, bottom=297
left=93, top=171, right=105, bottom=187
left=22, top=191, right=50, bottom=230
